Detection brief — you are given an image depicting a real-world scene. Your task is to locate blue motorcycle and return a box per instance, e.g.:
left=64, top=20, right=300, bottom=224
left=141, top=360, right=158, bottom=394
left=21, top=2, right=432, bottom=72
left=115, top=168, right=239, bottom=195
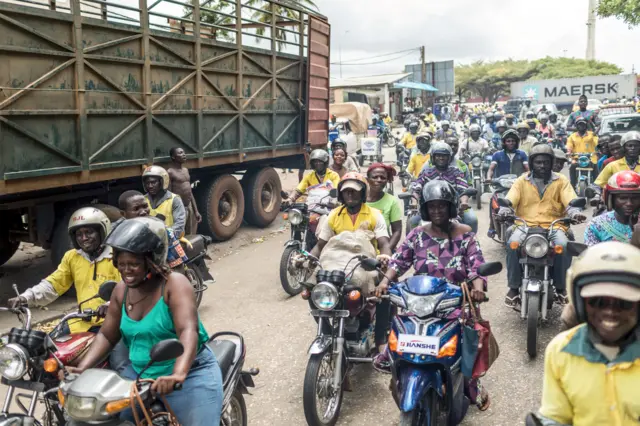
left=386, top=262, right=502, bottom=425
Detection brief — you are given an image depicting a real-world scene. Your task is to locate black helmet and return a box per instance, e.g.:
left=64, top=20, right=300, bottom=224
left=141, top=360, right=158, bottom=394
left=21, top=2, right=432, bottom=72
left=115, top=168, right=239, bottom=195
left=420, top=180, right=458, bottom=221
left=331, top=138, right=346, bottom=151
left=501, top=128, right=520, bottom=147
left=106, top=217, right=168, bottom=267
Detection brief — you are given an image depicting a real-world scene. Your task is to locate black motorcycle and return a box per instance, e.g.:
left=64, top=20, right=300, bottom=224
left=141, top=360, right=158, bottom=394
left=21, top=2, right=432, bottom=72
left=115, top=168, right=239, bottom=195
left=486, top=174, right=518, bottom=245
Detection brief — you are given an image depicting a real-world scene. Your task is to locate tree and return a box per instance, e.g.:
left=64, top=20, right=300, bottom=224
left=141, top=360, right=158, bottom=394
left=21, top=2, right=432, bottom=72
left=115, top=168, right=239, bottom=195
left=455, top=57, right=623, bottom=103
left=597, top=0, right=640, bottom=26
left=245, top=0, right=318, bottom=50
left=183, top=0, right=235, bottom=41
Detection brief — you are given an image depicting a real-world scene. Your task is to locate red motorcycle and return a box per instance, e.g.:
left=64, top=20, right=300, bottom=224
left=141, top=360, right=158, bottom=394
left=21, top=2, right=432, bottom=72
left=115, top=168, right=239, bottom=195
left=0, top=282, right=115, bottom=425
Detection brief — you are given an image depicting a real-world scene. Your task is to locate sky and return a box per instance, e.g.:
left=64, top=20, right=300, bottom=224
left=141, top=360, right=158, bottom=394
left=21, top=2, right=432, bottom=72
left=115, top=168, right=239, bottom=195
left=318, top=0, right=640, bottom=79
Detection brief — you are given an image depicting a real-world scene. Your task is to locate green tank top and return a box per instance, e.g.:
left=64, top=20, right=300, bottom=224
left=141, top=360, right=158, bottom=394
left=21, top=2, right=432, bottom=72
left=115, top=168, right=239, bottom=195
left=120, top=283, right=209, bottom=379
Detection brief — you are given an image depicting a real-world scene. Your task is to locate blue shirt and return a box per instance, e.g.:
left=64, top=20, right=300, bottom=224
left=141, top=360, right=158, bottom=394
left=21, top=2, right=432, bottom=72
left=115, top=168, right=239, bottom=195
left=491, top=150, right=528, bottom=178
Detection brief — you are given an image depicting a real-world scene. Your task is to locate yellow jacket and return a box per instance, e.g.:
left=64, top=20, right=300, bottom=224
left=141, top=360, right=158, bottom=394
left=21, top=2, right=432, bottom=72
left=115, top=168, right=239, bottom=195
left=506, top=173, right=578, bottom=229
left=383, top=116, right=392, bottom=126
left=594, top=157, right=640, bottom=187
left=296, top=169, right=340, bottom=193
left=145, top=193, right=178, bottom=227
left=539, top=324, right=640, bottom=426
left=401, top=133, right=417, bottom=150
left=566, top=131, right=598, bottom=164
left=47, top=248, right=121, bottom=333
left=408, top=152, right=430, bottom=178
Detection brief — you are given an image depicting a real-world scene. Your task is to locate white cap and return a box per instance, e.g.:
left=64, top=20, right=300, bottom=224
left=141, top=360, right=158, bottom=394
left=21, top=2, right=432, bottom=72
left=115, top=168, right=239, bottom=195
left=340, top=181, right=364, bottom=192
left=580, top=282, right=640, bottom=302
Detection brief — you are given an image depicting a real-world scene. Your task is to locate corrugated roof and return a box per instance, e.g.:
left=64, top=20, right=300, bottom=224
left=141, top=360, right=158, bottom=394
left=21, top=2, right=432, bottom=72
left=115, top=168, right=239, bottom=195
left=330, top=73, right=411, bottom=88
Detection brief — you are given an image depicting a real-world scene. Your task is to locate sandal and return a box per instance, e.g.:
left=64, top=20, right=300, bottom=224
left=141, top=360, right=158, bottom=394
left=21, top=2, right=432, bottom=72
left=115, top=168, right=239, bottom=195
left=504, top=289, right=521, bottom=308
left=476, top=388, right=491, bottom=411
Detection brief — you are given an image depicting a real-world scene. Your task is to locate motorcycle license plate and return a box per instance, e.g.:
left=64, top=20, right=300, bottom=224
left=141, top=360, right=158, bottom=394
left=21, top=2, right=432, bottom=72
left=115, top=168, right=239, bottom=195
left=397, top=334, right=440, bottom=355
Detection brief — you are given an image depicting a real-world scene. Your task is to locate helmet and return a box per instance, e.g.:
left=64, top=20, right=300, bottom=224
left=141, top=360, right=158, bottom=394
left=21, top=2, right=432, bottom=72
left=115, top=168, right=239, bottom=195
left=621, top=131, right=640, bottom=147
left=566, top=242, right=640, bottom=324
left=420, top=114, right=427, bottom=119
left=337, top=172, right=367, bottom=203
left=526, top=119, right=537, bottom=127
left=501, top=128, right=520, bottom=143
left=603, top=170, right=640, bottom=210
left=575, top=116, right=588, bottom=127
left=496, top=120, right=508, bottom=129
left=493, top=112, right=503, bottom=120
left=331, top=139, right=346, bottom=151
left=426, top=107, right=432, bottom=113
left=441, top=120, right=450, bottom=127
left=516, top=122, right=530, bottom=131
left=539, top=114, right=549, bottom=121
left=505, top=113, right=515, bottom=120
left=409, top=122, right=419, bottom=131
left=416, top=133, right=432, bottom=143
left=528, top=143, right=555, bottom=164
left=420, top=180, right=458, bottom=221
left=469, top=124, right=481, bottom=133
left=309, top=149, right=330, bottom=164
left=68, top=207, right=112, bottom=250
left=106, top=216, right=168, bottom=267
left=430, top=141, right=453, bottom=157
left=525, top=111, right=535, bottom=118
left=142, top=165, right=170, bottom=190
left=549, top=112, right=558, bottom=119
left=553, top=148, right=567, bottom=161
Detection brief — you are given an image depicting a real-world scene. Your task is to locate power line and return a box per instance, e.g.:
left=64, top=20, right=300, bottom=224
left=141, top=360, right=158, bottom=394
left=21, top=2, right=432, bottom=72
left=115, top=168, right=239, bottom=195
left=330, top=48, right=419, bottom=65
left=335, top=51, right=418, bottom=66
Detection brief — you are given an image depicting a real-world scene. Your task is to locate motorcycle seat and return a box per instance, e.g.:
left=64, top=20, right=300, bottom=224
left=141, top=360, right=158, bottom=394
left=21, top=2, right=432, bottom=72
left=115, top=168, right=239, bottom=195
left=207, top=339, right=237, bottom=378
left=180, top=234, right=209, bottom=259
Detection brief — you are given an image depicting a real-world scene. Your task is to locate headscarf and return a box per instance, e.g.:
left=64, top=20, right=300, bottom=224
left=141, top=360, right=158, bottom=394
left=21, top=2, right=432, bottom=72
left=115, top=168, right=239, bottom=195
left=367, top=162, right=396, bottom=183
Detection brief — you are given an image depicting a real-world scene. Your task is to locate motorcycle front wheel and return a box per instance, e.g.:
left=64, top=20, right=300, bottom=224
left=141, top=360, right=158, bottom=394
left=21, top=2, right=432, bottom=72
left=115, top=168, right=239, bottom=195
left=223, top=389, right=247, bottom=426
left=527, top=293, right=540, bottom=358
left=386, top=135, right=398, bottom=147
left=576, top=180, right=587, bottom=197
left=303, top=350, right=344, bottom=426
left=279, top=246, right=304, bottom=296
left=475, top=180, right=482, bottom=210
left=399, top=389, right=447, bottom=426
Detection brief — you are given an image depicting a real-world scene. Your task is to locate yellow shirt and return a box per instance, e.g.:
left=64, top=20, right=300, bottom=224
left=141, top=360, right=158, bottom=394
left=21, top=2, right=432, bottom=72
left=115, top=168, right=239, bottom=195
left=540, top=325, right=640, bottom=426
left=145, top=193, right=177, bottom=227
left=383, top=116, right=392, bottom=126
left=425, top=113, right=435, bottom=124
left=566, top=131, right=598, bottom=164
left=506, top=173, right=578, bottom=229
left=47, top=248, right=121, bottom=333
left=401, top=133, right=417, bottom=150
left=594, top=157, right=640, bottom=187
left=296, top=169, right=340, bottom=193
left=320, top=204, right=388, bottom=250
left=408, top=152, right=430, bottom=178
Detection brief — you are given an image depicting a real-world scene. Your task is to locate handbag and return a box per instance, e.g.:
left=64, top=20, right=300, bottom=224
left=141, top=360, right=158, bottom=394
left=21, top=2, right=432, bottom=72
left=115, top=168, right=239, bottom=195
left=130, top=379, right=180, bottom=426
left=461, top=282, right=500, bottom=379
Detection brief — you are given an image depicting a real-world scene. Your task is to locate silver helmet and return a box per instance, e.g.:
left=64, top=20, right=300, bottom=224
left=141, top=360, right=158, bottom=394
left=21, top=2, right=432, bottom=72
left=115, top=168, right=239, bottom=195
left=68, top=207, right=112, bottom=250
left=142, top=165, right=170, bottom=190
left=309, top=149, right=330, bottom=164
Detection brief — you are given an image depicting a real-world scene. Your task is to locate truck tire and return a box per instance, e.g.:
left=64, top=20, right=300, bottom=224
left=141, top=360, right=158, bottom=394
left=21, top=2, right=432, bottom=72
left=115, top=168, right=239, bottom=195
left=51, top=211, right=74, bottom=267
left=0, top=213, right=20, bottom=266
left=197, top=175, right=244, bottom=241
left=242, top=167, right=282, bottom=227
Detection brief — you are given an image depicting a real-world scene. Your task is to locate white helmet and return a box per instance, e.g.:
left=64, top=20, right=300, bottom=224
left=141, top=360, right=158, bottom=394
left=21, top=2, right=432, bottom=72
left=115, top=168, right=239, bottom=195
left=621, top=131, right=640, bottom=147
left=441, top=120, right=451, bottom=127
left=142, top=165, right=170, bottom=190
left=468, top=124, right=481, bottom=133
left=68, top=207, right=111, bottom=250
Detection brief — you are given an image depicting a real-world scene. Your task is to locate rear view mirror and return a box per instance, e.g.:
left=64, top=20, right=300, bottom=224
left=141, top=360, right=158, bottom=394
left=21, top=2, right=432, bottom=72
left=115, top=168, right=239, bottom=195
left=497, top=197, right=512, bottom=208
left=329, top=189, right=338, bottom=198
left=477, top=262, right=502, bottom=277
left=149, top=339, right=184, bottom=363
left=568, top=198, right=586, bottom=209
left=584, top=187, right=596, bottom=199
left=360, top=258, right=381, bottom=271
left=398, top=193, right=413, bottom=200
left=98, top=281, right=117, bottom=302
left=567, top=242, right=588, bottom=257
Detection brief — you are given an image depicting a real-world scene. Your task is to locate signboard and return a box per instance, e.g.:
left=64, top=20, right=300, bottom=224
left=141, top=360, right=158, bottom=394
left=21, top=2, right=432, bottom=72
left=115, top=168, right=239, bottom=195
left=404, top=60, right=455, bottom=97
left=510, top=74, right=638, bottom=103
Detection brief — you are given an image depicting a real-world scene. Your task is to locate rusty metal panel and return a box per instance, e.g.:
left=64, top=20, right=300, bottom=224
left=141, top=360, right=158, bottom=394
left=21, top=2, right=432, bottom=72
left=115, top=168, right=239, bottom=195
left=0, top=0, right=326, bottom=196
left=305, top=15, right=329, bottom=149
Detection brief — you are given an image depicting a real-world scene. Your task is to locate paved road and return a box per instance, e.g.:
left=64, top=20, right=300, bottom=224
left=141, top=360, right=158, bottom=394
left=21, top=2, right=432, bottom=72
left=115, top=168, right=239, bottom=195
left=0, top=144, right=586, bottom=425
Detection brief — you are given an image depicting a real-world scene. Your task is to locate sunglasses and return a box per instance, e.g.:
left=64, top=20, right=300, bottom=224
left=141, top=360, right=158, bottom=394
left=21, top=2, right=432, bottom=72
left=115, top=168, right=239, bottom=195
left=586, top=297, right=636, bottom=311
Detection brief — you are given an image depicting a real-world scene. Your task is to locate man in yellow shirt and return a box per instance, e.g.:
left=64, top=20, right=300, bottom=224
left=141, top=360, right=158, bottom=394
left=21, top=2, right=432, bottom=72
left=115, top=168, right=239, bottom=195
left=400, top=122, right=419, bottom=150
left=142, top=165, right=186, bottom=237
left=8, top=208, right=121, bottom=333
left=500, top=144, right=586, bottom=307
left=288, top=149, right=340, bottom=202
left=594, top=131, right=640, bottom=188
left=566, top=116, right=598, bottom=187
left=407, top=134, right=431, bottom=178
left=533, top=242, right=640, bottom=426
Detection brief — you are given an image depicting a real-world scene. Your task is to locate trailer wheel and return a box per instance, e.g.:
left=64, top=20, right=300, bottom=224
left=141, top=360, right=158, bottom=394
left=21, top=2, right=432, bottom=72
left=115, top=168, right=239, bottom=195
left=242, top=167, right=282, bottom=227
left=197, top=175, right=244, bottom=241
left=0, top=213, right=20, bottom=267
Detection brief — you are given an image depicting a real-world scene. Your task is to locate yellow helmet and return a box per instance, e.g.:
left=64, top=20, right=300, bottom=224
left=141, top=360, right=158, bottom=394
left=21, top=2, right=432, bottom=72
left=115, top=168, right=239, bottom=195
left=567, top=242, right=640, bottom=323
left=142, top=165, right=170, bottom=190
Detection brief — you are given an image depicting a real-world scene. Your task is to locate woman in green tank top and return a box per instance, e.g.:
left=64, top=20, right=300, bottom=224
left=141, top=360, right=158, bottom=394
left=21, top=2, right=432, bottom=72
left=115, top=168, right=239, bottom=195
left=70, top=217, right=223, bottom=425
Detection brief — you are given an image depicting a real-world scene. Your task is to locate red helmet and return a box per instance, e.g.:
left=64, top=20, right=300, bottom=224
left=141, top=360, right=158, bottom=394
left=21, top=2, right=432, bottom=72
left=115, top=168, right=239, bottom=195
left=604, top=170, right=640, bottom=210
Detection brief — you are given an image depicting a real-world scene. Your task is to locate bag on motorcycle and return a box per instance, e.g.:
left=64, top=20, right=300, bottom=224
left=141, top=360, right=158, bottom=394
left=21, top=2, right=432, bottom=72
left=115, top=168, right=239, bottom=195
left=460, top=283, right=500, bottom=379
left=317, top=230, right=378, bottom=295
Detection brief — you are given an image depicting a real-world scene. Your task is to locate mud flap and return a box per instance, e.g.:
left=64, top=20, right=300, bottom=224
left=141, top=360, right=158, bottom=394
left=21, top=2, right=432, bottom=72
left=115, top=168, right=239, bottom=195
left=307, top=335, right=332, bottom=355
left=397, top=365, right=443, bottom=413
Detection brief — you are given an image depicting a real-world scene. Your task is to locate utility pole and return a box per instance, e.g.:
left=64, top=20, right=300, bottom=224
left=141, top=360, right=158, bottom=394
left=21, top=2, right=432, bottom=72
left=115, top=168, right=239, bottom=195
left=420, top=45, right=426, bottom=110
left=586, top=0, right=596, bottom=60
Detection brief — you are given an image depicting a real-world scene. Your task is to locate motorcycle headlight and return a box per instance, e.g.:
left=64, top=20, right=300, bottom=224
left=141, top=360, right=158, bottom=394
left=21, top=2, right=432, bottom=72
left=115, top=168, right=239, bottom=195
left=524, top=235, right=549, bottom=258
left=471, top=157, right=482, bottom=168
left=402, top=291, right=443, bottom=318
left=65, top=395, right=97, bottom=420
left=0, top=344, right=28, bottom=380
left=578, top=156, right=591, bottom=168
left=288, top=209, right=304, bottom=226
left=311, top=282, right=339, bottom=311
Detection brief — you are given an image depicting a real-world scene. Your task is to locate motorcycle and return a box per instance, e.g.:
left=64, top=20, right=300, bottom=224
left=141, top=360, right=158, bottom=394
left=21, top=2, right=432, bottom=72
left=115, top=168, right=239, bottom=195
left=571, top=153, right=594, bottom=197
left=387, top=262, right=503, bottom=425
left=0, top=282, right=116, bottom=426
left=382, top=127, right=399, bottom=148
left=299, top=255, right=383, bottom=426
left=497, top=197, right=586, bottom=357
left=486, top=174, right=518, bottom=245
left=279, top=189, right=335, bottom=296
left=461, top=152, right=485, bottom=211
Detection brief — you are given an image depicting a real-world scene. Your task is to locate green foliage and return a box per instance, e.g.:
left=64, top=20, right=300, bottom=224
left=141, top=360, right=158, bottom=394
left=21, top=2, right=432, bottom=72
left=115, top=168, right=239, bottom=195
left=245, top=0, right=318, bottom=50
left=183, top=0, right=235, bottom=41
left=597, top=0, right=640, bottom=26
left=456, top=57, right=623, bottom=102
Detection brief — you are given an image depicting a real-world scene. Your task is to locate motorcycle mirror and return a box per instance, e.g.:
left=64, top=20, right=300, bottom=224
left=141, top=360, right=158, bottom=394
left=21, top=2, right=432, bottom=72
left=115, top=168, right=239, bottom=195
left=476, top=261, right=502, bottom=277
left=398, top=192, right=413, bottom=200
left=589, top=198, right=599, bottom=207
left=568, top=198, right=587, bottom=209
left=461, top=188, right=478, bottom=198
left=525, top=413, right=544, bottom=426
left=149, top=339, right=184, bottom=363
left=360, top=258, right=380, bottom=271
left=98, top=281, right=117, bottom=302
left=566, top=242, right=588, bottom=257
left=497, top=197, right=512, bottom=208
left=329, top=189, right=338, bottom=198
left=584, top=187, right=596, bottom=199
